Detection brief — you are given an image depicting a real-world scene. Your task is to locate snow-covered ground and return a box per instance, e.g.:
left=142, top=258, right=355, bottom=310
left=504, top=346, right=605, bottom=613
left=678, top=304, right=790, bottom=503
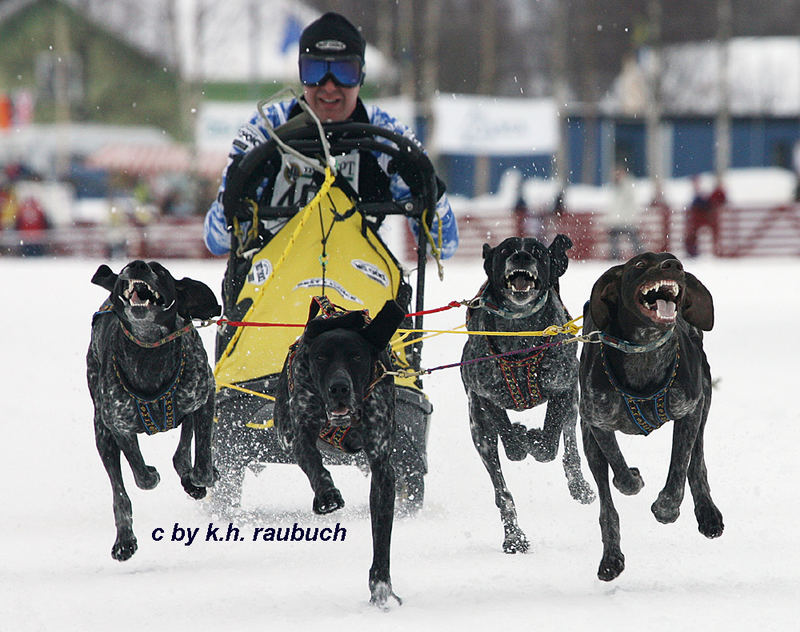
left=1, top=255, right=796, bottom=631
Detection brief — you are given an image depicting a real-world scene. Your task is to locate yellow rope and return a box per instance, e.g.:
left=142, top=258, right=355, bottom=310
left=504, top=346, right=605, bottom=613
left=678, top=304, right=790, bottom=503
left=245, top=420, right=274, bottom=429
left=216, top=381, right=275, bottom=401
left=421, top=207, right=445, bottom=280
left=214, top=382, right=275, bottom=429
left=390, top=323, right=468, bottom=351
left=215, top=168, right=337, bottom=381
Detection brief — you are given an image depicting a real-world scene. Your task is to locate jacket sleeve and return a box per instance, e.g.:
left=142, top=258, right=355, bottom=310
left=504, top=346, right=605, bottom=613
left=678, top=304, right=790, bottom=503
left=202, top=100, right=296, bottom=255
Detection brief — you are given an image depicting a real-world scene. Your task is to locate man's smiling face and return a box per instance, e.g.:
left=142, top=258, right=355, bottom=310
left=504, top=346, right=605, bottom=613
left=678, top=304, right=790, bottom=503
left=303, top=78, right=359, bottom=122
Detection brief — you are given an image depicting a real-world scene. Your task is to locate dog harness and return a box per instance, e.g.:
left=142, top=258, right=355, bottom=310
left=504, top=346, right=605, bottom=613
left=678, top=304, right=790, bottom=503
left=113, top=345, right=187, bottom=435
left=486, top=332, right=546, bottom=411
left=93, top=305, right=190, bottom=435
left=600, top=344, right=680, bottom=436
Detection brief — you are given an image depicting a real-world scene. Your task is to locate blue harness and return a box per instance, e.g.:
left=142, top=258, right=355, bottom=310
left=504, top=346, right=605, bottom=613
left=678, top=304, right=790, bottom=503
left=600, top=343, right=680, bottom=436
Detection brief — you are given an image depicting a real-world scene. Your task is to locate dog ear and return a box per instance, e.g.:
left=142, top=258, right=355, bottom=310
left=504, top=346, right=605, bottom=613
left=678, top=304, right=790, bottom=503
left=682, top=272, right=714, bottom=331
left=175, top=278, right=221, bottom=320
left=362, top=300, right=406, bottom=350
left=91, top=264, right=118, bottom=292
left=589, top=265, right=623, bottom=330
left=482, top=243, right=494, bottom=277
left=304, top=311, right=366, bottom=340
left=548, top=234, right=573, bottom=280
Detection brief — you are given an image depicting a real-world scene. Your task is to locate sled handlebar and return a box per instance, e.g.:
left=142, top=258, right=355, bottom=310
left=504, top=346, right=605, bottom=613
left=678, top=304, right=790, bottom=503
left=233, top=121, right=439, bottom=223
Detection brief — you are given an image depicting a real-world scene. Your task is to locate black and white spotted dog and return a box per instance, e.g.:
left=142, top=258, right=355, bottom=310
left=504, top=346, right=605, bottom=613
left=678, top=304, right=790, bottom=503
left=461, top=235, right=595, bottom=554
left=274, top=297, right=406, bottom=608
left=87, top=260, right=220, bottom=561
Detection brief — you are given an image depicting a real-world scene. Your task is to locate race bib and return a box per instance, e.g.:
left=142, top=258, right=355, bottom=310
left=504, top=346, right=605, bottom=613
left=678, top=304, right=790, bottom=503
left=270, top=152, right=360, bottom=208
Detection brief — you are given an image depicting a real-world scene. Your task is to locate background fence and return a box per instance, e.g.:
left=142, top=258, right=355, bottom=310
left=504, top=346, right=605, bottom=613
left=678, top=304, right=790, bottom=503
left=3, top=203, right=800, bottom=261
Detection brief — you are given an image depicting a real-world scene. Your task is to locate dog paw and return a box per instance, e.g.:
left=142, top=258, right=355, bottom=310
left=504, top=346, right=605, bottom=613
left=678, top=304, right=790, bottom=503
left=526, top=428, right=557, bottom=463
left=189, top=464, right=216, bottom=489
left=696, top=504, right=724, bottom=539
left=598, top=551, right=625, bottom=581
left=369, top=580, right=403, bottom=610
left=651, top=494, right=680, bottom=524
left=502, top=525, right=530, bottom=554
left=613, top=467, right=644, bottom=495
left=134, top=466, right=160, bottom=490
left=313, top=488, right=344, bottom=514
left=181, top=473, right=207, bottom=500
left=111, top=531, right=138, bottom=561
left=502, top=423, right=529, bottom=461
left=568, top=477, right=596, bottom=505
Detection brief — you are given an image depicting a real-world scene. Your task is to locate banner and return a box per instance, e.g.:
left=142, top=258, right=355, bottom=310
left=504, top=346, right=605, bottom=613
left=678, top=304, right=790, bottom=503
left=431, top=94, right=557, bottom=156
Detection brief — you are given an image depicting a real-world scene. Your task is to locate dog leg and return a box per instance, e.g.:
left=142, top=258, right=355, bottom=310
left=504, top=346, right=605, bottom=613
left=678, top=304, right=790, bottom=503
left=590, top=427, right=644, bottom=495
left=95, top=417, right=137, bottom=561
left=526, top=392, right=568, bottom=462
left=293, top=425, right=344, bottom=514
left=476, top=394, right=526, bottom=462
left=561, top=412, right=596, bottom=504
left=687, top=400, right=724, bottom=538
left=172, top=417, right=206, bottom=500
left=114, top=429, right=160, bottom=490
left=651, top=414, right=700, bottom=524
left=189, top=395, right=216, bottom=488
left=581, top=421, right=625, bottom=581
left=469, top=392, right=529, bottom=554
left=366, top=453, right=402, bottom=608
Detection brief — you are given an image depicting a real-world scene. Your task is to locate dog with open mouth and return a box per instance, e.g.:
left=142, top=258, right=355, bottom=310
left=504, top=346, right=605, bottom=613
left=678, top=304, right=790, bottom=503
left=460, top=235, right=595, bottom=554
left=579, top=251, right=723, bottom=581
left=273, top=297, right=406, bottom=608
left=87, top=260, right=220, bottom=561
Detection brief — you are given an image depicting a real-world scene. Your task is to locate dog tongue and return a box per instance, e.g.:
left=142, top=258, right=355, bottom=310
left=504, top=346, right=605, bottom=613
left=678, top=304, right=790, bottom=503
left=512, top=277, right=531, bottom=292
left=656, top=299, right=676, bottom=319
left=130, top=291, right=147, bottom=306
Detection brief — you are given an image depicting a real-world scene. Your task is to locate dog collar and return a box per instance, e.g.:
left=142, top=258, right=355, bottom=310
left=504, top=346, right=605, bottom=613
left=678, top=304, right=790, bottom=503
left=470, top=283, right=550, bottom=320
left=597, top=328, right=674, bottom=354
left=118, top=320, right=194, bottom=348
left=94, top=305, right=194, bottom=348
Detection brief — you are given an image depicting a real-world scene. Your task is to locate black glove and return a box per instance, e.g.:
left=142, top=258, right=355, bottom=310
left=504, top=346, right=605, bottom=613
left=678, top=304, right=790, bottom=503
left=221, top=153, right=249, bottom=229
left=387, top=152, right=434, bottom=198
left=388, top=155, right=442, bottom=227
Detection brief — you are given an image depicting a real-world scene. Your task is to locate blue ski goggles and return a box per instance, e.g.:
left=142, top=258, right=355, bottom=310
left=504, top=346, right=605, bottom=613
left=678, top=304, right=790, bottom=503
left=299, top=55, right=364, bottom=88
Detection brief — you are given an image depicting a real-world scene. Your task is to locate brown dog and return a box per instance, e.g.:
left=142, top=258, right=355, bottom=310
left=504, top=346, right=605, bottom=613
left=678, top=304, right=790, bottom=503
left=579, top=252, right=723, bottom=581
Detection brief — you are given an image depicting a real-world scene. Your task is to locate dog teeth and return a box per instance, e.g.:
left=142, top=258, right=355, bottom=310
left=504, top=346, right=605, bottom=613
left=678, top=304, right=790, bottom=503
left=639, top=279, right=679, bottom=321
left=505, top=269, right=535, bottom=292
left=122, top=279, right=160, bottom=306
left=640, top=280, right=679, bottom=298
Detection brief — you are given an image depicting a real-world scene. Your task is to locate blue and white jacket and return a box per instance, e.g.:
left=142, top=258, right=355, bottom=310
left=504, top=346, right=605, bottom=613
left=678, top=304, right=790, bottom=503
left=203, top=97, right=459, bottom=259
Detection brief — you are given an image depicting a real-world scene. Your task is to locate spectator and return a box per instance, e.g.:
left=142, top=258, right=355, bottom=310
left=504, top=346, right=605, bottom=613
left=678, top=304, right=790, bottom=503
left=685, top=174, right=722, bottom=257
left=512, top=184, right=531, bottom=237
left=0, top=174, right=17, bottom=230
left=15, top=196, right=49, bottom=256
left=606, top=165, right=643, bottom=260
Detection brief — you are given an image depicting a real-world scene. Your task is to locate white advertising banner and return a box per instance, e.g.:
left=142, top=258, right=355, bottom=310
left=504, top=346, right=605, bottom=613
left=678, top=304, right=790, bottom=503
left=432, top=94, right=557, bottom=156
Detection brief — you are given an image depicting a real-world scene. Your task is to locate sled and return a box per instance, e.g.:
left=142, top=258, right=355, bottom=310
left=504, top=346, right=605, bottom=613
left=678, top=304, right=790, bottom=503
left=211, top=95, right=441, bottom=513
